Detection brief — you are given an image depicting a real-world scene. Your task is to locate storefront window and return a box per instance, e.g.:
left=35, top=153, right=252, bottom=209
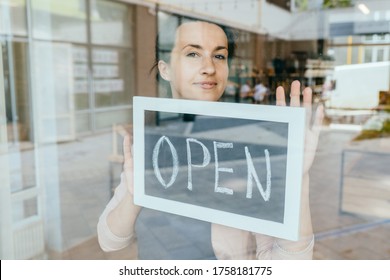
left=132, top=4, right=390, bottom=262
left=1, top=0, right=136, bottom=260
left=95, top=108, right=131, bottom=129
left=1, top=0, right=390, bottom=262
left=72, top=46, right=89, bottom=110
left=31, top=0, right=87, bottom=43
left=75, top=111, right=90, bottom=133
left=93, top=47, right=133, bottom=108
left=0, top=0, right=27, bottom=36
left=90, top=0, right=132, bottom=47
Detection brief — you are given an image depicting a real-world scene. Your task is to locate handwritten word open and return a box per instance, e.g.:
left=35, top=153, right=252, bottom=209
left=152, top=136, right=271, bottom=202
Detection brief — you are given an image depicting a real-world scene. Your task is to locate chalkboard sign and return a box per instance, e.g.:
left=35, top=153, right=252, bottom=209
left=133, top=97, right=306, bottom=241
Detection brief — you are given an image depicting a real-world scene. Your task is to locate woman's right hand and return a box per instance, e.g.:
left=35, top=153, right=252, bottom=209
left=123, top=134, right=142, bottom=215
left=98, top=133, right=141, bottom=248
left=123, top=133, right=142, bottom=216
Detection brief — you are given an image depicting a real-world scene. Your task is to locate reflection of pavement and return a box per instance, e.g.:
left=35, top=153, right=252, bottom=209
left=309, top=129, right=390, bottom=259
left=191, top=116, right=289, bottom=143
left=56, top=115, right=390, bottom=260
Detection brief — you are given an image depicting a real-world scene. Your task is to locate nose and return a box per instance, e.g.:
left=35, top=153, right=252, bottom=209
left=200, top=57, right=216, bottom=75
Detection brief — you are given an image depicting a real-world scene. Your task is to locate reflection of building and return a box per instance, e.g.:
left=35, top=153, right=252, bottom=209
left=1, top=0, right=389, bottom=259
left=1, top=0, right=156, bottom=259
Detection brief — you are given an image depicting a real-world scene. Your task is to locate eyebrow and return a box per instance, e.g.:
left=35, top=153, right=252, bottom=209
left=182, top=44, right=228, bottom=52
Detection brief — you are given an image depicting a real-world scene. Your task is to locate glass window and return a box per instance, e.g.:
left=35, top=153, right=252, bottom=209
left=75, top=112, right=91, bottom=133
left=72, top=46, right=89, bottom=110
left=1, top=41, right=37, bottom=192
left=93, top=47, right=133, bottom=108
left=90, top=0, right=133, bottom=47
left=158, top=11, right=178, bottom=52
left=0, top=0, right=27, bottom=36
left=2, top=0, right=390, bottom=262
left=364, top=46, right=373, bottom=63
left=95, top=108, right=131, bottom=129
left=149, top=8, right=390, bottom=261
left=12, top=197, right=38, bottom=222
left=31, top=0, right=87, bottom=43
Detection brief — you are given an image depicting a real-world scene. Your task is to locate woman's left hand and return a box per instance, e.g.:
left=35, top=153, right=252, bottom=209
left=276, top=80, right=323, bottom=174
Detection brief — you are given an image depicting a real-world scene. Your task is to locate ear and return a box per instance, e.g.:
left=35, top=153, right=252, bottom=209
left=158, top=60, right=171, bottom=81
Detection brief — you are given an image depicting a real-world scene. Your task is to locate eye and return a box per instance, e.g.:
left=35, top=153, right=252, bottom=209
left=186, top=52, right=199, bottom=58
left=215, top=54, right=226, bottom=60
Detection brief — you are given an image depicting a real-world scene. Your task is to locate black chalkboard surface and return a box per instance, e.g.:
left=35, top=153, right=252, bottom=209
left=133, top=97, right=305, bottom=241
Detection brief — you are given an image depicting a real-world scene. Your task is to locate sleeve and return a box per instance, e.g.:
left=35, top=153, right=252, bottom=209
left=254, top=233, right=314, bottom=260
left=97, top=172, right=135, bottom=252
left=211, top=224, right=314, bottom=260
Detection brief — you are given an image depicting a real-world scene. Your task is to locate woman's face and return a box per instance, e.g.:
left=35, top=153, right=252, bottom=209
left=159, top=21, right=229, bottom=101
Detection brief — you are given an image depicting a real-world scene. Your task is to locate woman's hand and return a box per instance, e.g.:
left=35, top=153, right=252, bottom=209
left=123, top=133, right=141, bottom=214
left=100, top=133, right=141, bottom=245
left=276, top=80, right=323, bottom=174
left=258, top=80, right=323, bottom=258
left=123, top=134, right=136, bottom=196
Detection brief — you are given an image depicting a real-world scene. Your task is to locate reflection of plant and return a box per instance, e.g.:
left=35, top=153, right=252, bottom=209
left=353, top=118, right=390, bottom=141
left=323, top=0, right=352, bottom=9
left=295, top=0, right=309, bottom=11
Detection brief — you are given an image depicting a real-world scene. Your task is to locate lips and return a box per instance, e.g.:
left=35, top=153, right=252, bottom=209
left=195, top=81, right=217, bottom=89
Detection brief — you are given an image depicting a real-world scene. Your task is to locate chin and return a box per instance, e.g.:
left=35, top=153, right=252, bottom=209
left=194, top=92, right=223, bottom=102
left=179, top=89, right=223, bottom=102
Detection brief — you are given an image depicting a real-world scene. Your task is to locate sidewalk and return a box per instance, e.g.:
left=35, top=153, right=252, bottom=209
left=55, top=116, right=390, bottom=260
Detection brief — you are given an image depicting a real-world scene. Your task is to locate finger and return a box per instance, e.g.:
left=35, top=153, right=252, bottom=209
left=302, top=86, right=313, bottom=107
left=303, top=87, right=313, bottom=128
left=276, top=86, right=286, bottom=106
left=312, top=104, right=324, bottom=137
left=123, top=134, right=133, bottom=168
left=289, top=80, right=301, bottom=107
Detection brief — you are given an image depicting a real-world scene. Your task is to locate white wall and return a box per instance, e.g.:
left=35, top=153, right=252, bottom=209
left=329, top=61, right=390, bottom=109
left=151, top=0, right=390, bottom=40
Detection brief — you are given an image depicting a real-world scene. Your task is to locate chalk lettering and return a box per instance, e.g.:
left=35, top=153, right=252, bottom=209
left=245, top=147, right=271, bottom=201
left=152, top=136, right=179, bottom=188
left=152, top=136, right=271, bottom=201
left=186, top=138, right=211, bottom=191
left=214, top=141, right=234, bottom=195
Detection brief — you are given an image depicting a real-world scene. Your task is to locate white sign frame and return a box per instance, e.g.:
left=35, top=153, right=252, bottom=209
left=133, top=96, right=306, bottom=241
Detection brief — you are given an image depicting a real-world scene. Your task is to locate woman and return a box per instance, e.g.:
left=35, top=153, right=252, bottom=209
left=97, top=20, right=323, bottom=259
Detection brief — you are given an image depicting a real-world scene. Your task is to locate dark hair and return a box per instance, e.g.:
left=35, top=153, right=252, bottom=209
left=149, top=18, right=237, bottom=76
